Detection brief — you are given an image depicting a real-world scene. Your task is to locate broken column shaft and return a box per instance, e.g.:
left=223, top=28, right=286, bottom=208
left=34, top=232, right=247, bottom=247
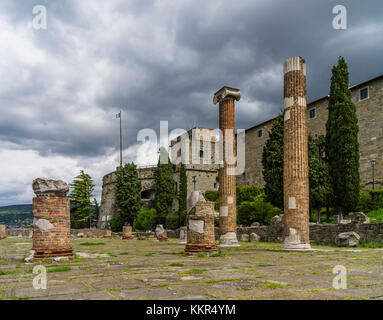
left=283, top=56, right=311, bottom=250
left=213, top=86, right=241, bottom=247
left=28, top=178, right=74, bottom=262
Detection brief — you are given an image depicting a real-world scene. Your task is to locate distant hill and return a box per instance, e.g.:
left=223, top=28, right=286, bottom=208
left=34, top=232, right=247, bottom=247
left=0, top=204, right=32, bottom=214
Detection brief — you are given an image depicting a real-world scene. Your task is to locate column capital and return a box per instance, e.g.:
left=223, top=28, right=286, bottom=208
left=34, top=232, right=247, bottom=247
left=213, top=86, right=241, bottom=105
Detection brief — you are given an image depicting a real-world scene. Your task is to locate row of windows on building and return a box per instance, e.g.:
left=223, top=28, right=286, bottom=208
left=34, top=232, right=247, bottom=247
left=253, top=86, right=370, bottom=139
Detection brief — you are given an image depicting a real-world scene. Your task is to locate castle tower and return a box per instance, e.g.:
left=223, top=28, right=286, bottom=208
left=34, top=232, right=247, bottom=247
left=213, top=86, right=241, bottom=247
left=283, top=56, right=311, bottom=250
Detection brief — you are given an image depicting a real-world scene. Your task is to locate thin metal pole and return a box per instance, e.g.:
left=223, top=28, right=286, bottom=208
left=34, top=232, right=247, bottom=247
left=120, top=111, right=122, bottom=168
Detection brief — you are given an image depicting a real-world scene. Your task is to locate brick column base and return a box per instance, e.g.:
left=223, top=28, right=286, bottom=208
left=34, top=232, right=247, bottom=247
left=185, top=201, right=218, bottom=255
left=28, top=197, right=74, bottom=262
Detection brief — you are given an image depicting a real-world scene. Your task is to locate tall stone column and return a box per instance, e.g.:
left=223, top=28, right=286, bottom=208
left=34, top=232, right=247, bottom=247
left=213, top=86, right=241, bottom=247
left=26, top=178, right=74, bottom=262
left=0, top=225, right=6, bottom=239
left=283, top=56, right=311, bottom=251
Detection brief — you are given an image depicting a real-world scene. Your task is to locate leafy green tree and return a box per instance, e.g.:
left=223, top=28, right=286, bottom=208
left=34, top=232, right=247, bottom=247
left=115, top=163, right=142, bottom=229
left=134, top=208, right=157, bottom=231
left=92, top=198, right=100, bottom=227
left=325, top=57, right=360, bottom=216
left=308, top=135, right=333, bottom=223
left=262, top=114, right=284, bottom=208
left=178, top=163, right=187, bottom=227
left=154, top=147, right=175, bottom=225
left=69, top=170, right=95, bottom=228
left=236, top=185, right=264, bottom=205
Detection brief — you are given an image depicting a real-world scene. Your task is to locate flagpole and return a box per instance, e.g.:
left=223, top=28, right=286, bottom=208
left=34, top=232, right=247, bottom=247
left=120, top=110, right=122, bottom=168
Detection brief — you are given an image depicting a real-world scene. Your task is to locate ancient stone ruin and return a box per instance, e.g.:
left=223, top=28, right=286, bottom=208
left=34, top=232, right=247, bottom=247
left=103, top=229, right=112, bottom=238
left=184, top=191, right=218, bottom=255
left=179, top=226, right=187, bottom=244
left=213, top=86, right=241, bottom=247
left=283, top=57, right=311, bottom=251
left=122, top=225, right=133, bottom=239
left=26, top=178, right=74, bottom=262
left=0, top=224, right=6, bottom=239
left=155, top=224, right=167, bottom=242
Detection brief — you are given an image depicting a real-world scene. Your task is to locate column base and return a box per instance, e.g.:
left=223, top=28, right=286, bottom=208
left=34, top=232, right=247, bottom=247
left=184, top=243, right=218, bottom=255
left=26, top=247, right=74, bottom=263
left=218, top=232, right=240, bottom=247
left=282, top=241, right=312, bottom=251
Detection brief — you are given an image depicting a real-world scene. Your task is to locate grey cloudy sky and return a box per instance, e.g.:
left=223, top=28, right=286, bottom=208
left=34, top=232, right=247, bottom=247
left=0, top=0, right=382, bottom=206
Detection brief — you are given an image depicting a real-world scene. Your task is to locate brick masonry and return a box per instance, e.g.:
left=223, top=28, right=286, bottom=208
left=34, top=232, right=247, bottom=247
left=31, top=196, right=74, bottom=261
left=283, top=57, right=311, bottom=250
left=185, top=201, right=218, bottom=254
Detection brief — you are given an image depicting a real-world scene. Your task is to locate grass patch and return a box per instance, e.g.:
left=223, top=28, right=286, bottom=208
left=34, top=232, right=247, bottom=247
left=358, top=242, right=383, bottom=248
left=179, top=269, right=208, bottom=276
left=256, top=263, right=276, bottom=267
left=47, top=267, right=71, bottom=273
left=145, top=253, right=154, bottom=257
left=119, top=252, right=129, bottom=255
left=168, top=263, right=185, bottom=267
left=209, top=253, right=226, bottom=258
left=79, top=242, right=106, bottom=246
left=260, top=281, right=285, bottom=289
left=367, top=208, right=383, bottom=223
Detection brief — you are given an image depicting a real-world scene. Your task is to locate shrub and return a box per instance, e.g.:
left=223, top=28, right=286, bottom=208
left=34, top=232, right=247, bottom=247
left=236, top=185, right=264, bottom=204
left=204, top=190, right=219, bottom=211
left=356, top=190, right=383, bottom=212
left=110, top=213, right=125, bottom=232
left=237, top=194, right=282, bottom=226
left=165, top=212, right=180, bottom=230
left=134, top=208, right=157, bottom=231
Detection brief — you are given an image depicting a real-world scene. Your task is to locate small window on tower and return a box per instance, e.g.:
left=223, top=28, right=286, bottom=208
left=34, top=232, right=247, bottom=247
left=257, top=129, right=263, bottom=138
left=359, top=87, right=369, bottom=101
left=200, top=150, right=204, bottom=158
left=308, top=108, right=316, bottom=120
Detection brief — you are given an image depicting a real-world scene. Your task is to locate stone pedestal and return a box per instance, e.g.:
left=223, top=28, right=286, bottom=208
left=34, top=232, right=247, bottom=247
left=0, top=225, right=6, bottom=239
left=184, top=197, right=218, bottom=255
left=122, top=226, right=133, bottom=239
left=155, top=225, right=167, bottom=242
left=179, top=226, right=187, bottom=244
left=27, top=178, right=74, bottom=262
left=104, top=230, right=112, bottom=238
left=213, top=86, right=241, bottom=247
left=283, top=57, right=311, bottom=251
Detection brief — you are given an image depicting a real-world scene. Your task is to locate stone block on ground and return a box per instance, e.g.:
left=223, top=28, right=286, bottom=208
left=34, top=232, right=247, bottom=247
left=155, top=225, right=167, bottom=242
left=250, top=233, right=260, bottom=242
left=0, top=225, right=6, bottom=239
left=349, top=212, right=370, bottom=224
left=335, top=231, right=360, bottom=247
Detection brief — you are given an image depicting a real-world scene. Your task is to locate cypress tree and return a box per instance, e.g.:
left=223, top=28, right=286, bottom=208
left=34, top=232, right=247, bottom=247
left=325, top=57, right=360, bottom=216
left=116, top=163, right=142, bottom=228
left=69, top=170, right=95, bottom=229
left=154, top=147, right=175, bottom=225
left=178, top=163, right=187, bottom=226
left=262, top=113, right=284, bottom=209
left=308, top=135, right=333, bottom=223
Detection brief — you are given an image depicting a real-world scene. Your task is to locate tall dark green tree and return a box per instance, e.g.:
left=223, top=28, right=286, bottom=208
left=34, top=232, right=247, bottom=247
left=69, top=170, right=95, bottom=228
left=325, top=57, right=360, bottom=216
left=92, top=198, right=100, bottom=227
left=308, top=135, right=333, bottom=223
left=178, top=163, right=187, bottom=226
left=154, top=147, right=175, bottom=225
left=116, top=163, right=142, bottom=228
left=262, top=113, right=284, bottom=209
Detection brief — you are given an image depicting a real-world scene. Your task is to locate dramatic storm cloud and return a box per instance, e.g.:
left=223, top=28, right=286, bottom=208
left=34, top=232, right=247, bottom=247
left=0, top=0, right=382, bottom=205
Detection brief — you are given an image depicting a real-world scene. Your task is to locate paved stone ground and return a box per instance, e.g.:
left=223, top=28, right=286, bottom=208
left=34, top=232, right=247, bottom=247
left=1, top=237, right=383, bottom=300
